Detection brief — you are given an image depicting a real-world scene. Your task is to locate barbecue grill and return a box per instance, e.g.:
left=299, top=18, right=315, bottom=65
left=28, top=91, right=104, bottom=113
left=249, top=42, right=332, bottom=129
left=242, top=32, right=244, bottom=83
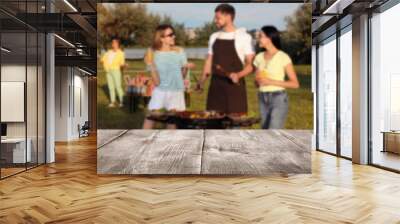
left=146, top=111, right=260, bottom=129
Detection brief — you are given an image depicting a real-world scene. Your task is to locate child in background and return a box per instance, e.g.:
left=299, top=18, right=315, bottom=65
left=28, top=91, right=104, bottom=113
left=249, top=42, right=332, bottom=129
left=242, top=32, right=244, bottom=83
left=101, top=37, right=126, bottom=108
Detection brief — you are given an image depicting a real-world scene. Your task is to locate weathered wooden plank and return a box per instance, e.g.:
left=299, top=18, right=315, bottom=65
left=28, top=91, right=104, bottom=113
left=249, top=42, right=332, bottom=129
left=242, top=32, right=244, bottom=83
left=201, top=130, right=311, bottom=175
left=97, top=130, right=203, bottom=175
left=278, top=130, right=312, bottom=150
left=98, top=129, right=311, bottom=175
left=97, top=129, right=128, bottom=148
left=97, top=130, right=158, bottom=174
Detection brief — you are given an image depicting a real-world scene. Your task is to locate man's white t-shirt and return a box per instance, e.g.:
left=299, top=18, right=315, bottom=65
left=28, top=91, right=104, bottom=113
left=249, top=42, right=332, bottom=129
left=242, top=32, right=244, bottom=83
left=208, top=28, right=254, bottom=64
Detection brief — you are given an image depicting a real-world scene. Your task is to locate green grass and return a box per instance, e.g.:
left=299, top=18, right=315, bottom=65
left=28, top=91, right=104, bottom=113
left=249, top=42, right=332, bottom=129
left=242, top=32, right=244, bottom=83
left=97, top=59, right=313, bottom=129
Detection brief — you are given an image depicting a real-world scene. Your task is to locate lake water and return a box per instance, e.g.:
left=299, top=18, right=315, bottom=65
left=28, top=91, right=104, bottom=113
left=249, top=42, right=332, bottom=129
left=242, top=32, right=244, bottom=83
left=125, top=48, right=208, bottom=60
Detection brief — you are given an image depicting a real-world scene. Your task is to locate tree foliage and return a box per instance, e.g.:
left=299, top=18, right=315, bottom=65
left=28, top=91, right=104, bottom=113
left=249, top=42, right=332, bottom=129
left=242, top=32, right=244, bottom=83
left=281, top=4, right=312, bottom=64
left=98, top=4, right=188, bottom=49
left=98, top=3, right=312, bottom=64
left=194, top=22, right=219, bottom=46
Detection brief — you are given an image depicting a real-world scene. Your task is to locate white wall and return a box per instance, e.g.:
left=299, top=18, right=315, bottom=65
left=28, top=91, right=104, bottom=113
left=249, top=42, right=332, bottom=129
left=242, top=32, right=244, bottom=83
left=72, top=73, right=89, bottom=138
left=55, top=66, right=69, bottom=141
left=55, top=67, right=89, bottom=141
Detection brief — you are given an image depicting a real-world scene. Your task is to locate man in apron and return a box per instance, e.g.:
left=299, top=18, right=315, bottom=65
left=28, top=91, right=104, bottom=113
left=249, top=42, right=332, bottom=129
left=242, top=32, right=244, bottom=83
left=197, top=3, right=254, bottom=114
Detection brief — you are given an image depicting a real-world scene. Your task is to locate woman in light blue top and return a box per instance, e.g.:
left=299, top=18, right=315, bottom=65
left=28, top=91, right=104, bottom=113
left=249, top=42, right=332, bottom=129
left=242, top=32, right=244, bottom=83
left=153, top=50, right=188, bottom=91
left=143, top=24, right=194, bottom=129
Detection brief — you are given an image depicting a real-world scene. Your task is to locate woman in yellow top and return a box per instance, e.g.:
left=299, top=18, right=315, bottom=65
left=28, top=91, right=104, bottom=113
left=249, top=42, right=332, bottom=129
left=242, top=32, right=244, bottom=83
left=254, top=26, right=299, bottom=129
left=101, top=37, right=126, bottom=108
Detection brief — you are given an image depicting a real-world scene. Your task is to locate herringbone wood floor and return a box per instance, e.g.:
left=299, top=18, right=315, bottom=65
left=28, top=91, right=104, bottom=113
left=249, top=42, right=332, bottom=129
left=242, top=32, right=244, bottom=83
left=1, top=134, right=400, bottom=224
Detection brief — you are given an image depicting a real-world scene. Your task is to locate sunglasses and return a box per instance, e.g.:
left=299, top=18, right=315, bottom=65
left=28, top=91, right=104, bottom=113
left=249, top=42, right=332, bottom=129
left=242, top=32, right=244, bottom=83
left=163, top=32, right=175, bottom=38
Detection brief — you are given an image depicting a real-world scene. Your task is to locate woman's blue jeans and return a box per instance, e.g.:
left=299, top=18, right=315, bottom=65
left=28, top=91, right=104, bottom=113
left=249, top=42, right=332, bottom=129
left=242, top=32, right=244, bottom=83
left=258, top=91, right=288, bottom=129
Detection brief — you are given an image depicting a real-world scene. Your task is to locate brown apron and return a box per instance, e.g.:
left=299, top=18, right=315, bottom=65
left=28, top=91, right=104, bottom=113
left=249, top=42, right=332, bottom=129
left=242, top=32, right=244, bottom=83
left=206, top=38, right=247, bottom=113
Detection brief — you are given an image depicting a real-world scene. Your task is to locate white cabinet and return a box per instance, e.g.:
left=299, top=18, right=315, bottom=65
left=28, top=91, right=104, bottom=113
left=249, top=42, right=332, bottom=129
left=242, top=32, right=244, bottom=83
left=1, top=138, right=32, bottom=163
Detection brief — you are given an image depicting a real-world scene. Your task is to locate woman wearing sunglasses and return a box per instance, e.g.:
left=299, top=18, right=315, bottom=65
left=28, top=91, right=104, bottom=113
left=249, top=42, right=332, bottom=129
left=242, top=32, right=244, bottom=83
left=254, top=26, right=299, bottom=129
left=143, top=24, right=194, bottom=129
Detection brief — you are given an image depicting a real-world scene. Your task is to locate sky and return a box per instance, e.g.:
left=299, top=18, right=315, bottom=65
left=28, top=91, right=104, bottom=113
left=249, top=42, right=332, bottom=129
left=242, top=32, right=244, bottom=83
left=143, top=3, right=302, bottom=30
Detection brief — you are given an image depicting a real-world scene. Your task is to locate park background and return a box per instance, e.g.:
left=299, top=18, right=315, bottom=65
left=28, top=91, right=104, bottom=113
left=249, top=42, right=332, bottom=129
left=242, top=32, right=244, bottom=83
left=97, top=3, right=312, bottom=129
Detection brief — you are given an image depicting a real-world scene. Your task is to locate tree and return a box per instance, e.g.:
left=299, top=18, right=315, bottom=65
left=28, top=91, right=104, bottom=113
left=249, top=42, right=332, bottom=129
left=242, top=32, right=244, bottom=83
left=98, top=4, right=149, bottom=48
left=97, top=4, right=112, bottom=50
left=98, top=4, right=191, bottom=49
left=194, top=22, right=219, bottom=46
left=281, top=4, right=312, bottom=64
left=173, top=22, right=190, bottom=47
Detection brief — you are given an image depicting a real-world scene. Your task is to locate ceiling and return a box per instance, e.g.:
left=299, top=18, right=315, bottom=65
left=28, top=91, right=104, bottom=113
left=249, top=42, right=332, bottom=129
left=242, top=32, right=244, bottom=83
left=312, top=0, right=390, bottom=43
left=0, top=0, right=97, bottom=74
